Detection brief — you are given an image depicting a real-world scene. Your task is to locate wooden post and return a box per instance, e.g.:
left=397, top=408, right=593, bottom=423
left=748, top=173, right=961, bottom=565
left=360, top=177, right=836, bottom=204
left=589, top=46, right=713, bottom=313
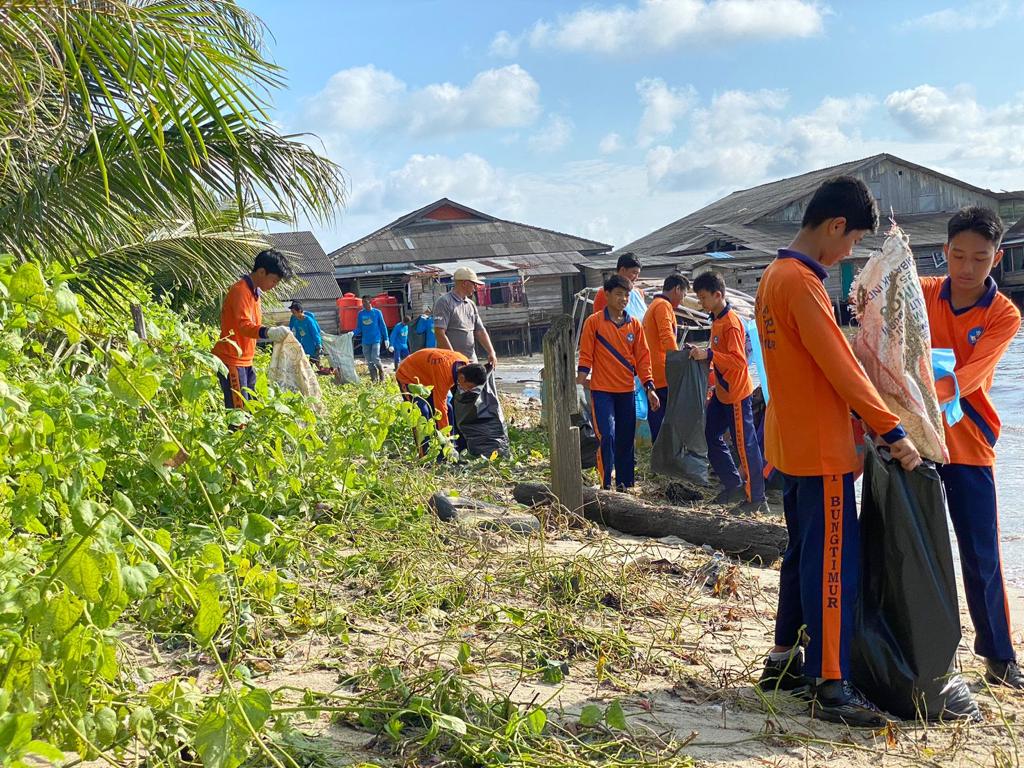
left=542, top=315, right=583, bottom=514
left=130, top=303, right=147, bottom=340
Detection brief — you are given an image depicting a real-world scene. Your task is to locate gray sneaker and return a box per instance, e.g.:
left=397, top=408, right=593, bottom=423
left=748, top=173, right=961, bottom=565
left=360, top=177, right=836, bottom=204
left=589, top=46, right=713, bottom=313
left=810, top=680, right=891, bottom=728
left=985, top=659, right=1024, bottom=690
left=732, top=499, right=770, bottom=516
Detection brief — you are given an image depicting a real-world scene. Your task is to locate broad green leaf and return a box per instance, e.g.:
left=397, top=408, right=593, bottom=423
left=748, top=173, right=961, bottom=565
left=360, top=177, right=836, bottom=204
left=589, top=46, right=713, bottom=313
left=22, top=739, right=65, bottom=762
left=540, top=658, right=568, bottom=684
left=55, top=287, right=80, bottom=319
left=578, top=704, right=602, bottom=727
left=434, top=713, right=467, bottom=736
left=238, top=688, right=272, bottom=731
left=148, top=440, right=179, bottom=468
left=122, top=562, right=159, bottom=599
left=605, top=700, right=627, bottom=731
left=112, top=492, right=135, bottom=518
left=9, top=263, right=45, bottom=303
left=71, top=500, right=97, bottom=536
left=108, top=365, right=160, bottom=405
left=34, top=591, right=83, bottom=637
left=129, top=707, right=156, bottom=740
left=63, top=546, right=103, bottom=603
left=194, top=690, right=271, bottom=768
left=194, top=707, right=235, bottom=768
left=241, top=513, right=275, bottom=544
left=94, top=706, right=118, bottom=746
left=193, top=580, right=223, bottom=645
left=525, top=707, right=546, bottom=735
left=0, top=712, right=35, bottom=753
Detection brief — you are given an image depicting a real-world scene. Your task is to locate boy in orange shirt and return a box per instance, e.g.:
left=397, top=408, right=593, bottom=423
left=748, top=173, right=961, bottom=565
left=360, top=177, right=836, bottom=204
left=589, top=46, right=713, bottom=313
left=592, top=252, right=642, bottom=314
left=577, top=275, right=660, bottom=490
left=395, top=348, right=473, bottom=432
left=922, top=206, right=1022, bottom=688
left=642, top=272, right=689, bottom=442
left=755, top=176, right=921, bottom=726
left=213, top=249, right=293, bottom=408
left=689, top=271, right=766, bottom=514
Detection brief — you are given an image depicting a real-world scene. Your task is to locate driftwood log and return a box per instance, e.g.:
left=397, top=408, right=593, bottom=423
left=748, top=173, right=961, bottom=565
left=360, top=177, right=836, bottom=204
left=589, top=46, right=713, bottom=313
left=513, top=482, right=787, bottom=565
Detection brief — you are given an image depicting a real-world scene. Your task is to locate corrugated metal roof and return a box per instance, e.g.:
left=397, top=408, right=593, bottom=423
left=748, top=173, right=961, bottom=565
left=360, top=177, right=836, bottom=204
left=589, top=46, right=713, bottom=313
left=614, top=154, right=1002, bottom=262
left=329, top=197, right=610, bottom=267
left=266, top=231, right=335, bottom=274
left=285, top=272, right=342, bottom=301
left=263, top=231, right=341, bottom=301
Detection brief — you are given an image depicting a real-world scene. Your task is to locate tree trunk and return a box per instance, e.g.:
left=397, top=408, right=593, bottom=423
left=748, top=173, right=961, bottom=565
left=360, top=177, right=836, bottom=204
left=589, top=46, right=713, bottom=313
left=513, top=482, right=787, bottom=565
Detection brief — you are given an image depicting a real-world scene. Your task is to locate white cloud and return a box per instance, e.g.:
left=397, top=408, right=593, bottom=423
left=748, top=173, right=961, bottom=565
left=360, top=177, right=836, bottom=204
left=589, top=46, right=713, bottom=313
left=636, top=78, right=697, bottom=147
left=646, top=89, right=875, bottom=191
left=367, top=153, right=519, bottom=214
left=885, top=84, right=984, bottom=139
left=528, top=115, right=574, bottom=153
left=902, top=1, right=1023, bottom=30
left=307, top=64, right=541, bottom=138
left=489, top=30, right=520, bottom=57
left=516, top=0, right=824, bottom=54
left=599, top=132, right=624, bottom=154
left=305, top=65, right=406, bottom=134
left=884, top=85, right=1024, bottom=181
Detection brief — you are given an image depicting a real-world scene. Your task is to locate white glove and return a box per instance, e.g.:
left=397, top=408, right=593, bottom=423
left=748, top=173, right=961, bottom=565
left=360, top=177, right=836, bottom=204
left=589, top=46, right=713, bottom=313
left=266, top=326, right=290, bottom=343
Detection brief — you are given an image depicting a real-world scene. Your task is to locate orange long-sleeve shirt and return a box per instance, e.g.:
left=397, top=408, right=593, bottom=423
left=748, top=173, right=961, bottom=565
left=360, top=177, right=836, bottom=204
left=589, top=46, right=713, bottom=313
left=578, top=309, right=653, bottom=393
left=756, top=250, right=905, bottom=476
left=396, top=348, right=469, bottom=430
left=708, top=304, right=754, bottom=404
left=922, top=276, right=1021, bottom=466
left=641, top=294, right=678, bottom=389
left=213, top=276, right=265, bottom=367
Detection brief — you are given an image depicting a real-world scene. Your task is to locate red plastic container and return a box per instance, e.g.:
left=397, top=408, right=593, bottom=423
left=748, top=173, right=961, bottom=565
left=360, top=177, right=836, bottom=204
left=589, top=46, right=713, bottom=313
left=336, top=293, right=361, bottom=332
left=371, top=293, right=400, bottom=328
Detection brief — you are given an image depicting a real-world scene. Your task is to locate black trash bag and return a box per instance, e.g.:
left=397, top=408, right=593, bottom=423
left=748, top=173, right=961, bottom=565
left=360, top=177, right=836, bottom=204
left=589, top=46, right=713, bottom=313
left=650, top=351, right=710, bottom=484
left=451, top=373, right=510, bottom=458
left=851, top=442, right=979, bottom=722
left=573, top=386, right=599, bottom=470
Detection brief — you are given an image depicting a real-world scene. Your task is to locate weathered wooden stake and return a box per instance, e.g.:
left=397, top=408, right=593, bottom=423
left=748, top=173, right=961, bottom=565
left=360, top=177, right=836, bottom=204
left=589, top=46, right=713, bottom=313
left=542, top=315, right=583, bottom=514
left=130, top=303, right=147, bottom=340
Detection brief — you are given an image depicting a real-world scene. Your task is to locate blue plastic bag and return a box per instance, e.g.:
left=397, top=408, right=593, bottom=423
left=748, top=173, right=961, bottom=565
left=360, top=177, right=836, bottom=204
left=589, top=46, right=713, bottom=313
left=745, top=318, right=769, bottom=403
left=625, top=289, right=649, bottom=420
left=931, top=348, right=963, bottom=427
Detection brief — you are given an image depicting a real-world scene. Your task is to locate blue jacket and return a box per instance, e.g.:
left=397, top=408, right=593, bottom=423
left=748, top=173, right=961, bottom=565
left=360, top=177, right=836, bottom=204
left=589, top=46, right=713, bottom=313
left=354, top=307, right=389, bottom=346
left=414, top=314, right=436, bottom=348
left=289, top=312, right=323, bottom=356
left=389, top=322, right=410, bottom=353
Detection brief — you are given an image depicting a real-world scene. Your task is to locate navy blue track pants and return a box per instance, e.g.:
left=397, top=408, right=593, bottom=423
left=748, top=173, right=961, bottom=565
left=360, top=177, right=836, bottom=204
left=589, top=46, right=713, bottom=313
left=705, top=392, right=766, bottom=503
left=940, top=463, right=1016, bottom=662
left=775, top=472, right=859, bottom=680
left=591, top=390, right=636, bottom=490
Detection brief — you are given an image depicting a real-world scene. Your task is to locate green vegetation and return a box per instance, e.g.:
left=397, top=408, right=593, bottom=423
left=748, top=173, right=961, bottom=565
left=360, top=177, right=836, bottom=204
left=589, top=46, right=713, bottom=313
left=0, top=264, right=707, bottom=766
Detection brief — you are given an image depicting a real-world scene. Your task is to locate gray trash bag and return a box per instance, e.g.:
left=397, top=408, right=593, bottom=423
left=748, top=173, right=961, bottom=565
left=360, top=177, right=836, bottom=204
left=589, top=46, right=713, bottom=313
left=452, top=373, right=510, bottom=458
left=573, top=385, right=599, bottom=470
left=650, top=351, right=710, bottom=484
left=321, top=333, right=359, bottom=384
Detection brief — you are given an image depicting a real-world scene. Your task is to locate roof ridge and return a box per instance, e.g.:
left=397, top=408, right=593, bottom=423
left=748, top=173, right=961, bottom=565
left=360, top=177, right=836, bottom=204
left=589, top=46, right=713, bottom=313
left=329, top=198, right=501, bottom=259
left=329, top=198, right=612, bottom=263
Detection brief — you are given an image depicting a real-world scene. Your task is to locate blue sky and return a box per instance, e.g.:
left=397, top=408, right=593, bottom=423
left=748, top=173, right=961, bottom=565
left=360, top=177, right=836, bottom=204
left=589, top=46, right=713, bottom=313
left=241, top=0, right=1024, bottom=251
